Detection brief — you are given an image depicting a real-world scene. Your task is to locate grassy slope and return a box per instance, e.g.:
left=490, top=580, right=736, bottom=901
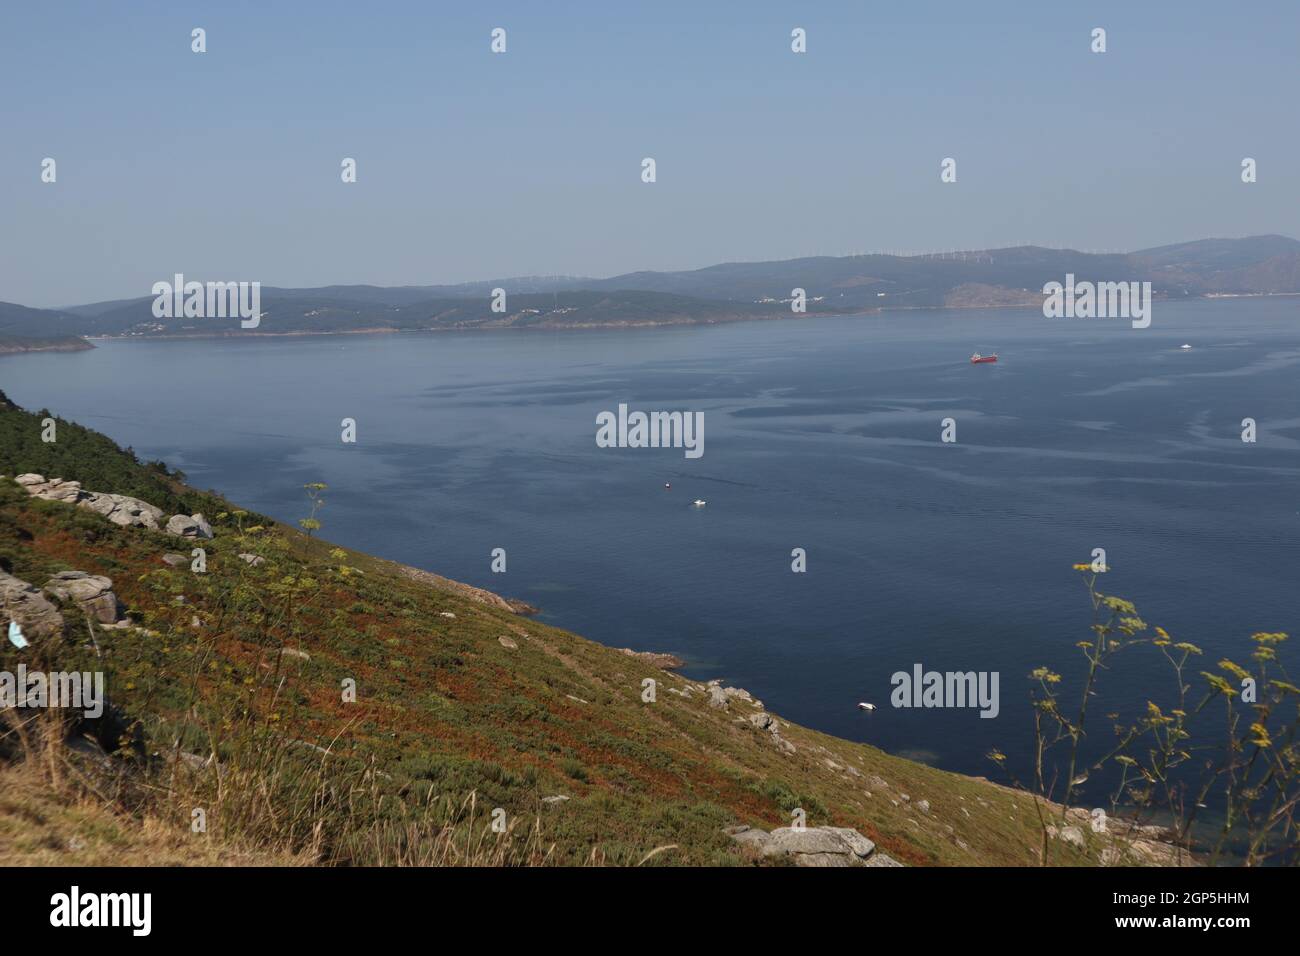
left=0, top=388, right=227, bottom=517
left=0, top=401, right=1133, bottom=867
left=0, top=759, right=303, bottom=866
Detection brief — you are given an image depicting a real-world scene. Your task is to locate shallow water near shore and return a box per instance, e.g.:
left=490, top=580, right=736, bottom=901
left=4, top=299, right=1298, bottom=790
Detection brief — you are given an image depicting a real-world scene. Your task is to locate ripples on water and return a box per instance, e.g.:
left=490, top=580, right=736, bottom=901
left=3, top=300, right=1297, bottom=795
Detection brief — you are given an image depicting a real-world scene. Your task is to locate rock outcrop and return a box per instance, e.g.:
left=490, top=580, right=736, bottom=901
left=0, top=570, right=65, bottom=641
left=391, top=561, right=536, bottom=616
left=165, top=513, right=214, bottom=539
left=17, top=475, right=84, bottom=503
left=1047, top=808, right=1194, bottom=866
left=863, top=852, right=905, bottom=867
left=748, top=711, right=796, bottom=754
left=617, top=648, right=685, bottom=670
left=726, top=824, right=902, bottom=867
left=15, top=474, right=206, bottom=538
left=42, top=570, right=127, bottom=625
left=82, top=492, right=165, bottom=530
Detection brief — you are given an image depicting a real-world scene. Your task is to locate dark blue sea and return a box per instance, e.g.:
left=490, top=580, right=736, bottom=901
left=4, top=299, right=1298, bottom=795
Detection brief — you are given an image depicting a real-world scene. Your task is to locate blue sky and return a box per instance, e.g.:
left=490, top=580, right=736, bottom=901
left=2, top=0, right=1297, bottom=306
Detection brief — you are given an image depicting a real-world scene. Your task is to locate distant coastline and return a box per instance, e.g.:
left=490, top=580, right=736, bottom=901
left=4, top=235, right=1298, bottom=346
left=65, top=289, right=1299, bottom=346
left=0, top=335, right=94, bottom=356
left=4, top=290, right=1295, bottom=357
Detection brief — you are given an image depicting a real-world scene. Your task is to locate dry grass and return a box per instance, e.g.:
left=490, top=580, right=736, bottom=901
left=0, top=745, right=302, bottom=866
left=0, top=706, right=556, bottom=867
left=0, top=724, right=557, bottom=867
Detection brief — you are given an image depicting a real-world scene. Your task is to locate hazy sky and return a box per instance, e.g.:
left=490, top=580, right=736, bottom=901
left=2, top=0, right=1297, bottom=307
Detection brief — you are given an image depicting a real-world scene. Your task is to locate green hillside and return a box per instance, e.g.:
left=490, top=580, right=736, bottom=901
left=0, top=389, right=221, bottom=517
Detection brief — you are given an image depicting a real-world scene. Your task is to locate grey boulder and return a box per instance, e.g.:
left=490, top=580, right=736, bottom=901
left=166, top=513, right=214, bottom=539
left=17, top=475, right=166, bottom=531
left=727, top=824, right=889, bottom=867
left=0, top=570, right=65, bottom=640
left=82, top=492, right=165, bottom=530
left=42, top=571, right=126, bottom=625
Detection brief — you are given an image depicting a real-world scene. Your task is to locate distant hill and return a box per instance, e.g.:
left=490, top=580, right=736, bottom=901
left=583, top=248, right=1143, bottom=310
left=45, top=289, right=820, bottom=338
left=576, top=236, right=1300, bottom=308
left=1130, top=235, right=1300, bottom=294
left=5, top=235, right=1297, bottom=341
left=1130, top=234, right=1300, bottom=270
left=0, top=302, right=92, bottom=341
left=0, top=333, right=93, bottom=355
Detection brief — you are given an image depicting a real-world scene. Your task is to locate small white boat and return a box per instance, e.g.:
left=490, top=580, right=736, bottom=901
left=857, top=702, right=876, bottom=711
left=1179, top=343, right=1192, bottom=350
left=692, top=499, right=707, bottom=507
left=664, top=482, right=671, bottom=489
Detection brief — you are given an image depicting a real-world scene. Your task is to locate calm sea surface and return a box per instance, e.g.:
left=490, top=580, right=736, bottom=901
left=4, top=300, right=1298, bottom=789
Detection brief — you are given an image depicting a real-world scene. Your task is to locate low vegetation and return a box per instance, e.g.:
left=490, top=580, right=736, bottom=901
left=990, top=565, right=1299, bottom=866
left=0, top=388, right=223, bottom=517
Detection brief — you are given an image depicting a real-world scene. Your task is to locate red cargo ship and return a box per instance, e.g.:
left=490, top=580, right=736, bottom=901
left=970, top=352, right=998, bottom=364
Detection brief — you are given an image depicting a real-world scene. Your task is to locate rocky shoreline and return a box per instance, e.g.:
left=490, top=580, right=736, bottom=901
left=389, top=561, right=538, bottom=616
